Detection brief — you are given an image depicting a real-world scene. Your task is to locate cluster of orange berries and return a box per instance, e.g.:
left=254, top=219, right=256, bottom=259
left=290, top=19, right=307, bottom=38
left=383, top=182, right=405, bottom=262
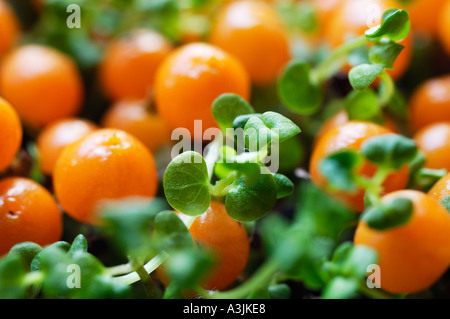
left=0, top=0, right=450, bottom=294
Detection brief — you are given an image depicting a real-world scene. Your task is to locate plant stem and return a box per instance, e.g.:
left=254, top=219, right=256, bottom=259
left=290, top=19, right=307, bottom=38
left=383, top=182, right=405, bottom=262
left=210, top=171, right=237, bottom=197
left=201, top=260, right=279, bottom=299
left=311, top=36, right=369, bottom=85
left=135, top=264, right=157, bottom=299
left=358, top=283, right=399, bottom=299
left=377, top=70, right=395, bottom=107
left=106, top=263, right=134, bottom=276
left=204, top=139, right=220, bottom=182
left=113, top=252, right=168, bottom=285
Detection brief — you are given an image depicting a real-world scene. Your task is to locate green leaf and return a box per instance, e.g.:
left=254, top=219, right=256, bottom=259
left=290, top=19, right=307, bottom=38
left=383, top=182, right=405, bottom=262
left=368, top=40, right=405, bottom=69
left=322, top=276, right=359, bottom=299
left=165, top=248, right=214, bottom=289
left=153, top=211, right=194, bottom=251
left=348, top=46, right=370, bottom=67
left=260, top=112, right=301, bottom=142
left=225, top=167, right=277, bottom=222
left=67, top=234, right=88, bottom=257
left=410, top=167, right=447, bottom=192
left=363, top=197, right=413, bottom=230
left=278, top=137, right=304, bottom=173
left=30, top=241, right=71, bottom=272
left=273, top=173, right=295, bottom=199
left=212, top=93, right=254, bottom=130
left=348, top=63, right=384, bottom=91
left=38, top=246, right=129, bottom=299
left=278, top=60, right=322, bottom=115
left=8, top=242, right=42, bottom=270
left=163, top=151, right=211, bottom=216
left=268, top=284, right=291, bottom=299
left=247, top=286, right=271, bottom=299
left=0, top=254, right=27, bottom=299
left=233, top=113, right=262, bottom=130
left=329, top=242, right=378, bottom=278
left=365, top=9, right=410, bottom=42
left=277, top=1, right=318, bottom=34
left=100, top=198, right=166, bottom=262
left=441, top=196, right=450, bottom=213
left=259, top=214, right=291, bottom=255
left=244, top=116, right=277, bottom=148
left=295, top=182, right=356, bottom=240
left=320, top=150, right=362, bottom=192
left=345, top=89, right=381, bottom=122
left=361, top=134, right=418, bottom=170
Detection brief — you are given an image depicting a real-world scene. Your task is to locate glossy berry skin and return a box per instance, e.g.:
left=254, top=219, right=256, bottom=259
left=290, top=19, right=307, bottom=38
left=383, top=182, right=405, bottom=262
left=0, top=45, right=84, bottom=128
left=414, top=122, right=450, bottom=171
left=188, top=201, right=250, bottom=290
left=409, top=76, right=450, bottom=133
left=36, top=118, right=98, bottom=175
left=0, top=0, right=20, bottom=56
left=209, top=0, right=290, bottom=86
left=53, top=129, right=158, bottom=225
left=314, top=110, right=398, bottom=146
left=324, top=0, right=412, bottom=81
left=428, top=172, right=450, bottom=204
left=354, top=190, right=450, bottom=294
left=154, top=43, right=250, bottom=140
left=0, top=177, right=62, bottom=257
left=0, top=97, right=22, bottom=173
left=310, top=121, right=409, bottom=212
left=158, top=202, right=250, bottom=291
left=439, top=1, right=450, bottom=56
left=101, top=99, right=171, bottom=153
left=99, top=29, right=173, bottom=101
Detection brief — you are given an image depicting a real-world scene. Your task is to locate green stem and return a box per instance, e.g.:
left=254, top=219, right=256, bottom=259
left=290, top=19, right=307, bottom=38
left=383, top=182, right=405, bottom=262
left=311, top=36, right=369, bottom=85
left=204, top=139, right=220, bottom=182
left=354, top=166, right=391, bottom=207
left=113, top=252, right=169, bottom=285
left=106, top=263, right=133, bottom=276
left=210, top=171, right=237, bottom=197
left=135, top=264, right=157, bottom=299
left=358, top=283, right=399, bottom=299
left=201, top=260, right=279, bottom=299
left=377, top=70, right=395, bottom=107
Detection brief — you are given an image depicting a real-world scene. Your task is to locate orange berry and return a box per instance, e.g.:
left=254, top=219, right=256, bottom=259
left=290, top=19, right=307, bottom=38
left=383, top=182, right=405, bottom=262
left=0, top=0, right=20, bottom=56
left=354, top=190, right=450, bottom=294
left=314, top=110, right=398, bottom=146
left=311, top=0, right=342, bottom=37
left=0, top=177, right=62, bottom=257
left=428, top=172, right=450, bottom=204
left=209, top=0, right=290, bottom=86
left=310, top=121, right=409, bottom=212
left=324, top=0, right=412, bottom=81
left=409, top=75, right=450, bottom=133
left=0, top=44, right=84, bottom=128
left=0, top=97, right=22, bottom=173
left=154, top=43, right=250, bottom=139
left=398, top=0, right=447, bottom=37
left=101, top=99, right=171, bottom=153
left=53, top=129, right=158, bottom=225
left=413, top=122, right=450, bottom=171
left=36, top=118, right=98, bottom=175
left=157, top=202, right=250, bottom=291
left=99, top=29, right=173, bottom=101
left=438, top=0, right=450, bottom=56
left=187, top=202, right=250, bottom=290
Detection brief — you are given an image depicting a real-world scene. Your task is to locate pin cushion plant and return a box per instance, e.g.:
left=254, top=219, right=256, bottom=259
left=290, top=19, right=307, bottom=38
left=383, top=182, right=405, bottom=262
left=0, top=0, right=450, bottom=300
